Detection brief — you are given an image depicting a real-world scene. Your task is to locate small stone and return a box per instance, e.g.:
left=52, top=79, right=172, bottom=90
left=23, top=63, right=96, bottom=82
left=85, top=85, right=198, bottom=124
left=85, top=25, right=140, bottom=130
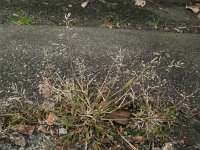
left=59, top=127, right=68, bottom=135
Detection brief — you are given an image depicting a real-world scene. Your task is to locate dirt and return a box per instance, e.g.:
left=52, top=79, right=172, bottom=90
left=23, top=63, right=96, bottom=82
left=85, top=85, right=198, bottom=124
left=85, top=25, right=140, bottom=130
left=1, top=0, right=200, bottom=33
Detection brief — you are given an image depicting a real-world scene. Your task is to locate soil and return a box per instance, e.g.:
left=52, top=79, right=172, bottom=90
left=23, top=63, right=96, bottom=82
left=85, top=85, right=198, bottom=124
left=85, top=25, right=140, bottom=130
left=1, top=0, right=200, bottom=33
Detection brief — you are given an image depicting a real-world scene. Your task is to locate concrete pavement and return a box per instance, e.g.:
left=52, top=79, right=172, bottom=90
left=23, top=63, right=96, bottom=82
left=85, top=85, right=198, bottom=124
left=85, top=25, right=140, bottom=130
left=0, top=25, right=200, bottom=149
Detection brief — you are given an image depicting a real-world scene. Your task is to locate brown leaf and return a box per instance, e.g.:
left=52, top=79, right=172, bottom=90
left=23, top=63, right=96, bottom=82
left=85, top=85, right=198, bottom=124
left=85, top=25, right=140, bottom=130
left=38, top=125, right=58, bottom=135
left=118, top=126, right=124, bottom=133
left=100, top=23, right=113, bottom=29
left=12, top=125, right=35, bottom=135
left=38, top=79, right=54, bottom=99
left=100, top=101, right=108, bottom=110
left=14, top=135, right=26, bottom=147
left=186, top=5, right=200, bottom=13
left=74, top=128, right=83, bottom=134
left=179, top=139, right=185, bottom=145
left=45, top=112, right=58, bottom=125
left=38, top=126, right=50, bottom=134
left=197, top=13, right=200, bottom=20
left=162, top=142, right=173, bottom=150
left=81, top=1, right=89, bottom=8
left=12, top=13, right=19, bottom=17
left=132, top=135, right=144, bottom=143
left=109, top=109, right=131, bottom=125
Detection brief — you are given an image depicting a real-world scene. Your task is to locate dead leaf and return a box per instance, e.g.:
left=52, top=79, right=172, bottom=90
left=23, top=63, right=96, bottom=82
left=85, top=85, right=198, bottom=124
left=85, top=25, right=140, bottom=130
left=12, top=125, right=35, bottom=135
left=197, top=13, right=200, bottom=20
left=12, top=13, right=19, bottom=17
left=179, top=139, right=185, bottom=145
left=109, top=109, right=131, bottom=125
left=135, top=0, right=146, bottom=7
left=38, top=80, right=54, bottom=99
left=100, top=101, right=108, bottom=109
left=162, top=142, right=173, bottom=150
left=132, top=135, right=144, bottom=143
left=14, top=135, right=26, bottom=147
left=173, top=28, right=183, bottom=33
left=41, top=101, right=55, bottom=112
left=196, top=13, right=200, bottom=25
left=45, top=112, right=58, bottom=125
left=74, top=128, right=83, bottom=134
left=100, top=23, right=113, bottom=29
left=186, top=5, right=200, bottom=13
left=81, top=1, right=89, bottom=8
left=38, top=126, right=50, bottom=134
left=38, top=125, right=58, bottom=135
left=118, top=126, right=124, bottom=133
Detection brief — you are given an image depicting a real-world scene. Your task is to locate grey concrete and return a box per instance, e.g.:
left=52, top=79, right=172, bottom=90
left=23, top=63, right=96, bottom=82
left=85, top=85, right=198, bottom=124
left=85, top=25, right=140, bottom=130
left=0, top=25, right=200, bottom=148
left=0, top=25, right=200, bottom=97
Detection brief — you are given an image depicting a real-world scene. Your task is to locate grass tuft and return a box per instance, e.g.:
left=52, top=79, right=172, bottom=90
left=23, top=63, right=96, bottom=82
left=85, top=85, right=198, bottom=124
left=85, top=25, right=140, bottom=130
left=7, top=11, right=33, bottom=25
left=0, top=53, right=194, bottom=149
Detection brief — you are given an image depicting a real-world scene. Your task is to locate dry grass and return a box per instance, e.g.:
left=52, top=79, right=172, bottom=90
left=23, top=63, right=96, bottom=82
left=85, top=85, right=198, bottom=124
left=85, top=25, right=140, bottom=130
left=0, top=51, right=194, bottom=149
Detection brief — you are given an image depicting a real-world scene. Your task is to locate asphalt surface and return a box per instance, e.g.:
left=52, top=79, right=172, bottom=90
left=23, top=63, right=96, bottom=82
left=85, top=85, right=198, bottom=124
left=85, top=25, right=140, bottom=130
left=0, top=25, right=200, bottom=149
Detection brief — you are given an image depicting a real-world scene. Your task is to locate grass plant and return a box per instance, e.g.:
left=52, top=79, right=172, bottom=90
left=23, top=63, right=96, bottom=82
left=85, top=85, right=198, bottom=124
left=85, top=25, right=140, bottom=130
left=7, top=11, right=33, bottom=25
left=0, top=52, right=193, bottom=149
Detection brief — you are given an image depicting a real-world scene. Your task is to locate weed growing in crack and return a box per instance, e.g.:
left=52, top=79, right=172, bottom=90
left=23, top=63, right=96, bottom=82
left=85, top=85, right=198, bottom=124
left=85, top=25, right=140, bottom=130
left=0, top=51, right=195, bottom=149
left=7, top=11, right=33, bottom=25
left=151, top=16, right=165, bottom=30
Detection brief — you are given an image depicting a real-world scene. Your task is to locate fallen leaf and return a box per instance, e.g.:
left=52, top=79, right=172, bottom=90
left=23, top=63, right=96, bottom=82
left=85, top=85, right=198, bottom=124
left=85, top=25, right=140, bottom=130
left=81, top=1, right=89, bottom=8
left=38, top=126, right=50, bottom=134
left=196, top=13, right=200, bottom=25
left=14, top=135, right=26, bottom=147
left=38, top=125, right=58, bottom=135
left=179, top=139, right=185, bottom=145
left=186, top=5, right=200, bottom=13
left=135, top=0, right=146, bottom=7
left=162, top=142, right=173, bottom=150
left=74, top=127, right=83, bottom=134
left=100, top=101, right=108, bottom=109
left=197, top=13, right=200, bottom=20
left=41, top=101, right=55, bottom=112
left=118, top=126, right=124, bottom=133
left=132, top=135, right=144, bottom=143
left=109, top=109, right=131, bottom=125
left=38, top=79, right=54, bottom=99
left=12, top=125, right=35, bottom=135
left=100, top=22, right=113, bottom=28
left=12, top=13, right=19, bottom=17
left=173, top=28, right=183, bottom=33
left=45, top=112, right=58, bottom=125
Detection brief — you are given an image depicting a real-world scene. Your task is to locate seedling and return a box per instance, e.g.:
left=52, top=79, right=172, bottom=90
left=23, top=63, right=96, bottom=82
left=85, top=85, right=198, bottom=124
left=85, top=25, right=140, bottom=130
left=151, top=16, right=162, bottom=30
left=7, top=11, right=33, bottom=25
